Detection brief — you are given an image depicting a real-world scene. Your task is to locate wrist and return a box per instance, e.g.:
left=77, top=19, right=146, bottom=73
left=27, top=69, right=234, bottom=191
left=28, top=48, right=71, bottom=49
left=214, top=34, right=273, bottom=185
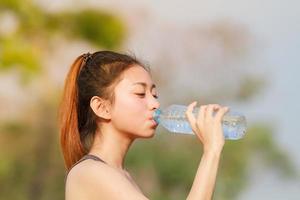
left=203, top=148, right=223, bottom=156
left=203, top=143, right=224, bottom=155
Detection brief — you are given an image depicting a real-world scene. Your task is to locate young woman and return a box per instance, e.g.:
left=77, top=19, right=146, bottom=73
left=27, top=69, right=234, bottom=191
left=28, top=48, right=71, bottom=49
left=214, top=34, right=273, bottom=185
left=58, top=50, right=229, bottom=200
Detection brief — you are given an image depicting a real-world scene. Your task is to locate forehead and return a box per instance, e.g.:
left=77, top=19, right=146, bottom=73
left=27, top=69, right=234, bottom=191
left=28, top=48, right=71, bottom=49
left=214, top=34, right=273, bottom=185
left=118, top=66, right=155, bottom=88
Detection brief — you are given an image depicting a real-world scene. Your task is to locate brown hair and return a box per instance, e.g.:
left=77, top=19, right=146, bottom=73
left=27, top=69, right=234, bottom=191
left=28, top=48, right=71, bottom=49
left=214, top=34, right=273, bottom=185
left=58, top=51, right=148, bottom=170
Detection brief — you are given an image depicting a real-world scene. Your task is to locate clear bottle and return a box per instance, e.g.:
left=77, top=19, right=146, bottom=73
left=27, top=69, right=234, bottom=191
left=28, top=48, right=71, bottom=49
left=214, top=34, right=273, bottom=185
left=153, top=104, right=247, bottom=140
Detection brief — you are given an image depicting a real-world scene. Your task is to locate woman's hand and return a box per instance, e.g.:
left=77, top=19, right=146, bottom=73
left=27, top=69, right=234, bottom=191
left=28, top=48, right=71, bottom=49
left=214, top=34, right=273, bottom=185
left=185, top=102, right=229, bottom=154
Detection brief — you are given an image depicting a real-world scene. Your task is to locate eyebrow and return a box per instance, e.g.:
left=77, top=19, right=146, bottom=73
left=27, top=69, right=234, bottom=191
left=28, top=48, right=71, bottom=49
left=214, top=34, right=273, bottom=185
left=132, top=82, right=156, bottom=89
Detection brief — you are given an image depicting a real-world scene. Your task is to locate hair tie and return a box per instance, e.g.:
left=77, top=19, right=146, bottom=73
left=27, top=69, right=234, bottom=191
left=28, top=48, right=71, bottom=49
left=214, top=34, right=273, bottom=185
left=79, top=52, right=92, bottom=73
left=82, top=52, right=92, bottom=62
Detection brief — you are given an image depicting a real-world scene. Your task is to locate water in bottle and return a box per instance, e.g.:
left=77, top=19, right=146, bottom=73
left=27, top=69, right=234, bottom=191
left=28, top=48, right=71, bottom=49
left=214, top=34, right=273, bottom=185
left=153, top=104, right=247, bottom=140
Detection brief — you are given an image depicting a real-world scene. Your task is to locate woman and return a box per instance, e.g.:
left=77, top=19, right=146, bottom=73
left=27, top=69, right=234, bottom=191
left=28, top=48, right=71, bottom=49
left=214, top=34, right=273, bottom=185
left=58, top=50, right=229, bottom=200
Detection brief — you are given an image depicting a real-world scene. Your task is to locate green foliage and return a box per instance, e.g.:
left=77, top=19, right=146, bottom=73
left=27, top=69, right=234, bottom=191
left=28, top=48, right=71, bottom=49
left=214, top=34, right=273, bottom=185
left=0, top=0, right=33, bottom=12
left=246, top=124, right=298, bottom=178
left=59, top=10, right=125, bottom=49
left=0, top=0, right=125, bottom=83
left=0, top=36, right=41, bottom=85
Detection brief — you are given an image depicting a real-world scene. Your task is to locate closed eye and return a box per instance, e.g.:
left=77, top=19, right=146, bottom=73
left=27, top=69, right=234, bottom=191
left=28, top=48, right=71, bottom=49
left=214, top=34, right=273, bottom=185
left=136, top=93, right=145, bottom=98
left=136, top=93, right=159, bottom=99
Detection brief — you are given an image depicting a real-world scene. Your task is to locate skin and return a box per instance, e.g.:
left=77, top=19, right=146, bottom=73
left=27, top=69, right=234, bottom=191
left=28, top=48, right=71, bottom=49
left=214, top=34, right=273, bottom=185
left=65, top=65, right=229, bottom=200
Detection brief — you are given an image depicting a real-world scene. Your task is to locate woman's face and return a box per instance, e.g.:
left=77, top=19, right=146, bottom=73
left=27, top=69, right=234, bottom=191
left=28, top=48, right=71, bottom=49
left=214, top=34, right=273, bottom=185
left=110, top=65, right=160, bottom=138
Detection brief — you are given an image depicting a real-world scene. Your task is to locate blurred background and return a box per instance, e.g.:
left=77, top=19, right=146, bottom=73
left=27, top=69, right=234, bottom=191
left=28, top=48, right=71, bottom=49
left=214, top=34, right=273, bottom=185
left=0, top=0, right=299, bottom=199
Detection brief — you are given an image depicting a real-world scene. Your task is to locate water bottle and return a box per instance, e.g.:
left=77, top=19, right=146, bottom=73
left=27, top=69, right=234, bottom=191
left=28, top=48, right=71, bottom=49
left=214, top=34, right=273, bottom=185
left=153, top=104, right=247, bottom=140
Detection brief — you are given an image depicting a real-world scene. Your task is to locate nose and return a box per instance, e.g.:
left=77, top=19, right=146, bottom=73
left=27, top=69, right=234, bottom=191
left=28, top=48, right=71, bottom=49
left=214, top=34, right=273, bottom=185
left=149, top=95, right=160, bottom=110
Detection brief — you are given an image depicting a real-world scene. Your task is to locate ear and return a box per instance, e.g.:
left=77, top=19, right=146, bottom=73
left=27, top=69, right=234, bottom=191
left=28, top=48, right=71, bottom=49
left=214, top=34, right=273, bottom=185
left=90, top=96, right=112, bottom=120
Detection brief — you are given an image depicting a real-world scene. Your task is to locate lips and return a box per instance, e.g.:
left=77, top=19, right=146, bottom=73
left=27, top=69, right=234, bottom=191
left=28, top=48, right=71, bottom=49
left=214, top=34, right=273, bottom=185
left=149, top=118, right=158, bottom=127
left=148, top=113, right=158, bottom=127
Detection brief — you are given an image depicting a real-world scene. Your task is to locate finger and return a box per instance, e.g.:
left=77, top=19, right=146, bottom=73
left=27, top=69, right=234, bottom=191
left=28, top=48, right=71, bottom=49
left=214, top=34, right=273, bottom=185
left=197, top=105, right=207, bottom=124
left=206, top=104, right=220, bottom=120
left=186, top=102, right=205, bottom=142
left=196, top=105, right=206, bottom=142
left=215, top=106, right=230, bottom=122
left=185, top=101, right=198, bottom=132
left=212, top=104, right=222, bottom=117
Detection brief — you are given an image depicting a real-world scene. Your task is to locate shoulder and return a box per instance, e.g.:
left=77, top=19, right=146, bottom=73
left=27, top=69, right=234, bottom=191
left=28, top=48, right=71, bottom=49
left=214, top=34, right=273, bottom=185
left=66, top=159, right=148, bottom=200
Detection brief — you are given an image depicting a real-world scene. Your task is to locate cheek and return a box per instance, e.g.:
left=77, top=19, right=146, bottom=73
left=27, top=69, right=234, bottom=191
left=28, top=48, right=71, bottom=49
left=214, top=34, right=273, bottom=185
left=111, top=96, right=146, bottom=133
left=118, top=96, right=145, bottom=116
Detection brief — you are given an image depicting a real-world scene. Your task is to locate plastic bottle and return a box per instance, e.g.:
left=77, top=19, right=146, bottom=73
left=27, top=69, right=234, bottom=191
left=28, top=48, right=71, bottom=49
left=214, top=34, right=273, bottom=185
left=153, top=104, right=247, bottom=140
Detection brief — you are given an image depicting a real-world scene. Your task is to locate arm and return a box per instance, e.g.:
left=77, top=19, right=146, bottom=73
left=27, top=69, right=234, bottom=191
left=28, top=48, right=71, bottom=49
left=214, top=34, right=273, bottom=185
left=185, top=102, right=229, bottom=200
left=186, top=150, right=222, bottom=200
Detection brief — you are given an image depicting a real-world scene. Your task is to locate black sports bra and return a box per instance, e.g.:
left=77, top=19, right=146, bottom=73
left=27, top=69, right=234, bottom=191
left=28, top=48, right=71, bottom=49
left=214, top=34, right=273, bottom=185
left=74, top=154, right=106, bottom=165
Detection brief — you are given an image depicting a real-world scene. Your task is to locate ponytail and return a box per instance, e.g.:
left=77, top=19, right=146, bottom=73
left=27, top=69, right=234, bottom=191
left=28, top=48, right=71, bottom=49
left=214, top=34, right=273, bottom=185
left=58, top=55, right=86, bottom=170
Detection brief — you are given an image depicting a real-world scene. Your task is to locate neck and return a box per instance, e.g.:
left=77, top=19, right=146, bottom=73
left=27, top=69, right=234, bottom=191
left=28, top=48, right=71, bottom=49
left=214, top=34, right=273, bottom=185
left=88, top=124, right=134, bottom=171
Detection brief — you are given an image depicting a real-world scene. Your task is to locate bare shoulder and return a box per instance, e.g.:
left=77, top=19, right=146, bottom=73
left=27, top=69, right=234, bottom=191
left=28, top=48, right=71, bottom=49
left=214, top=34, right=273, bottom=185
left=66, top=159, right=148, bottom=200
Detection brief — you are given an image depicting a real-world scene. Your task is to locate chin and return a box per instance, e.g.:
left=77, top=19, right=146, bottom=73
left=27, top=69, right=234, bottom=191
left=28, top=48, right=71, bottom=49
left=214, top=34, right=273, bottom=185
left=145, top=129, right=156, bottom=138
left=127, top=126, right=157, bottom=139
left=137, top=130, right=156, bottom=139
